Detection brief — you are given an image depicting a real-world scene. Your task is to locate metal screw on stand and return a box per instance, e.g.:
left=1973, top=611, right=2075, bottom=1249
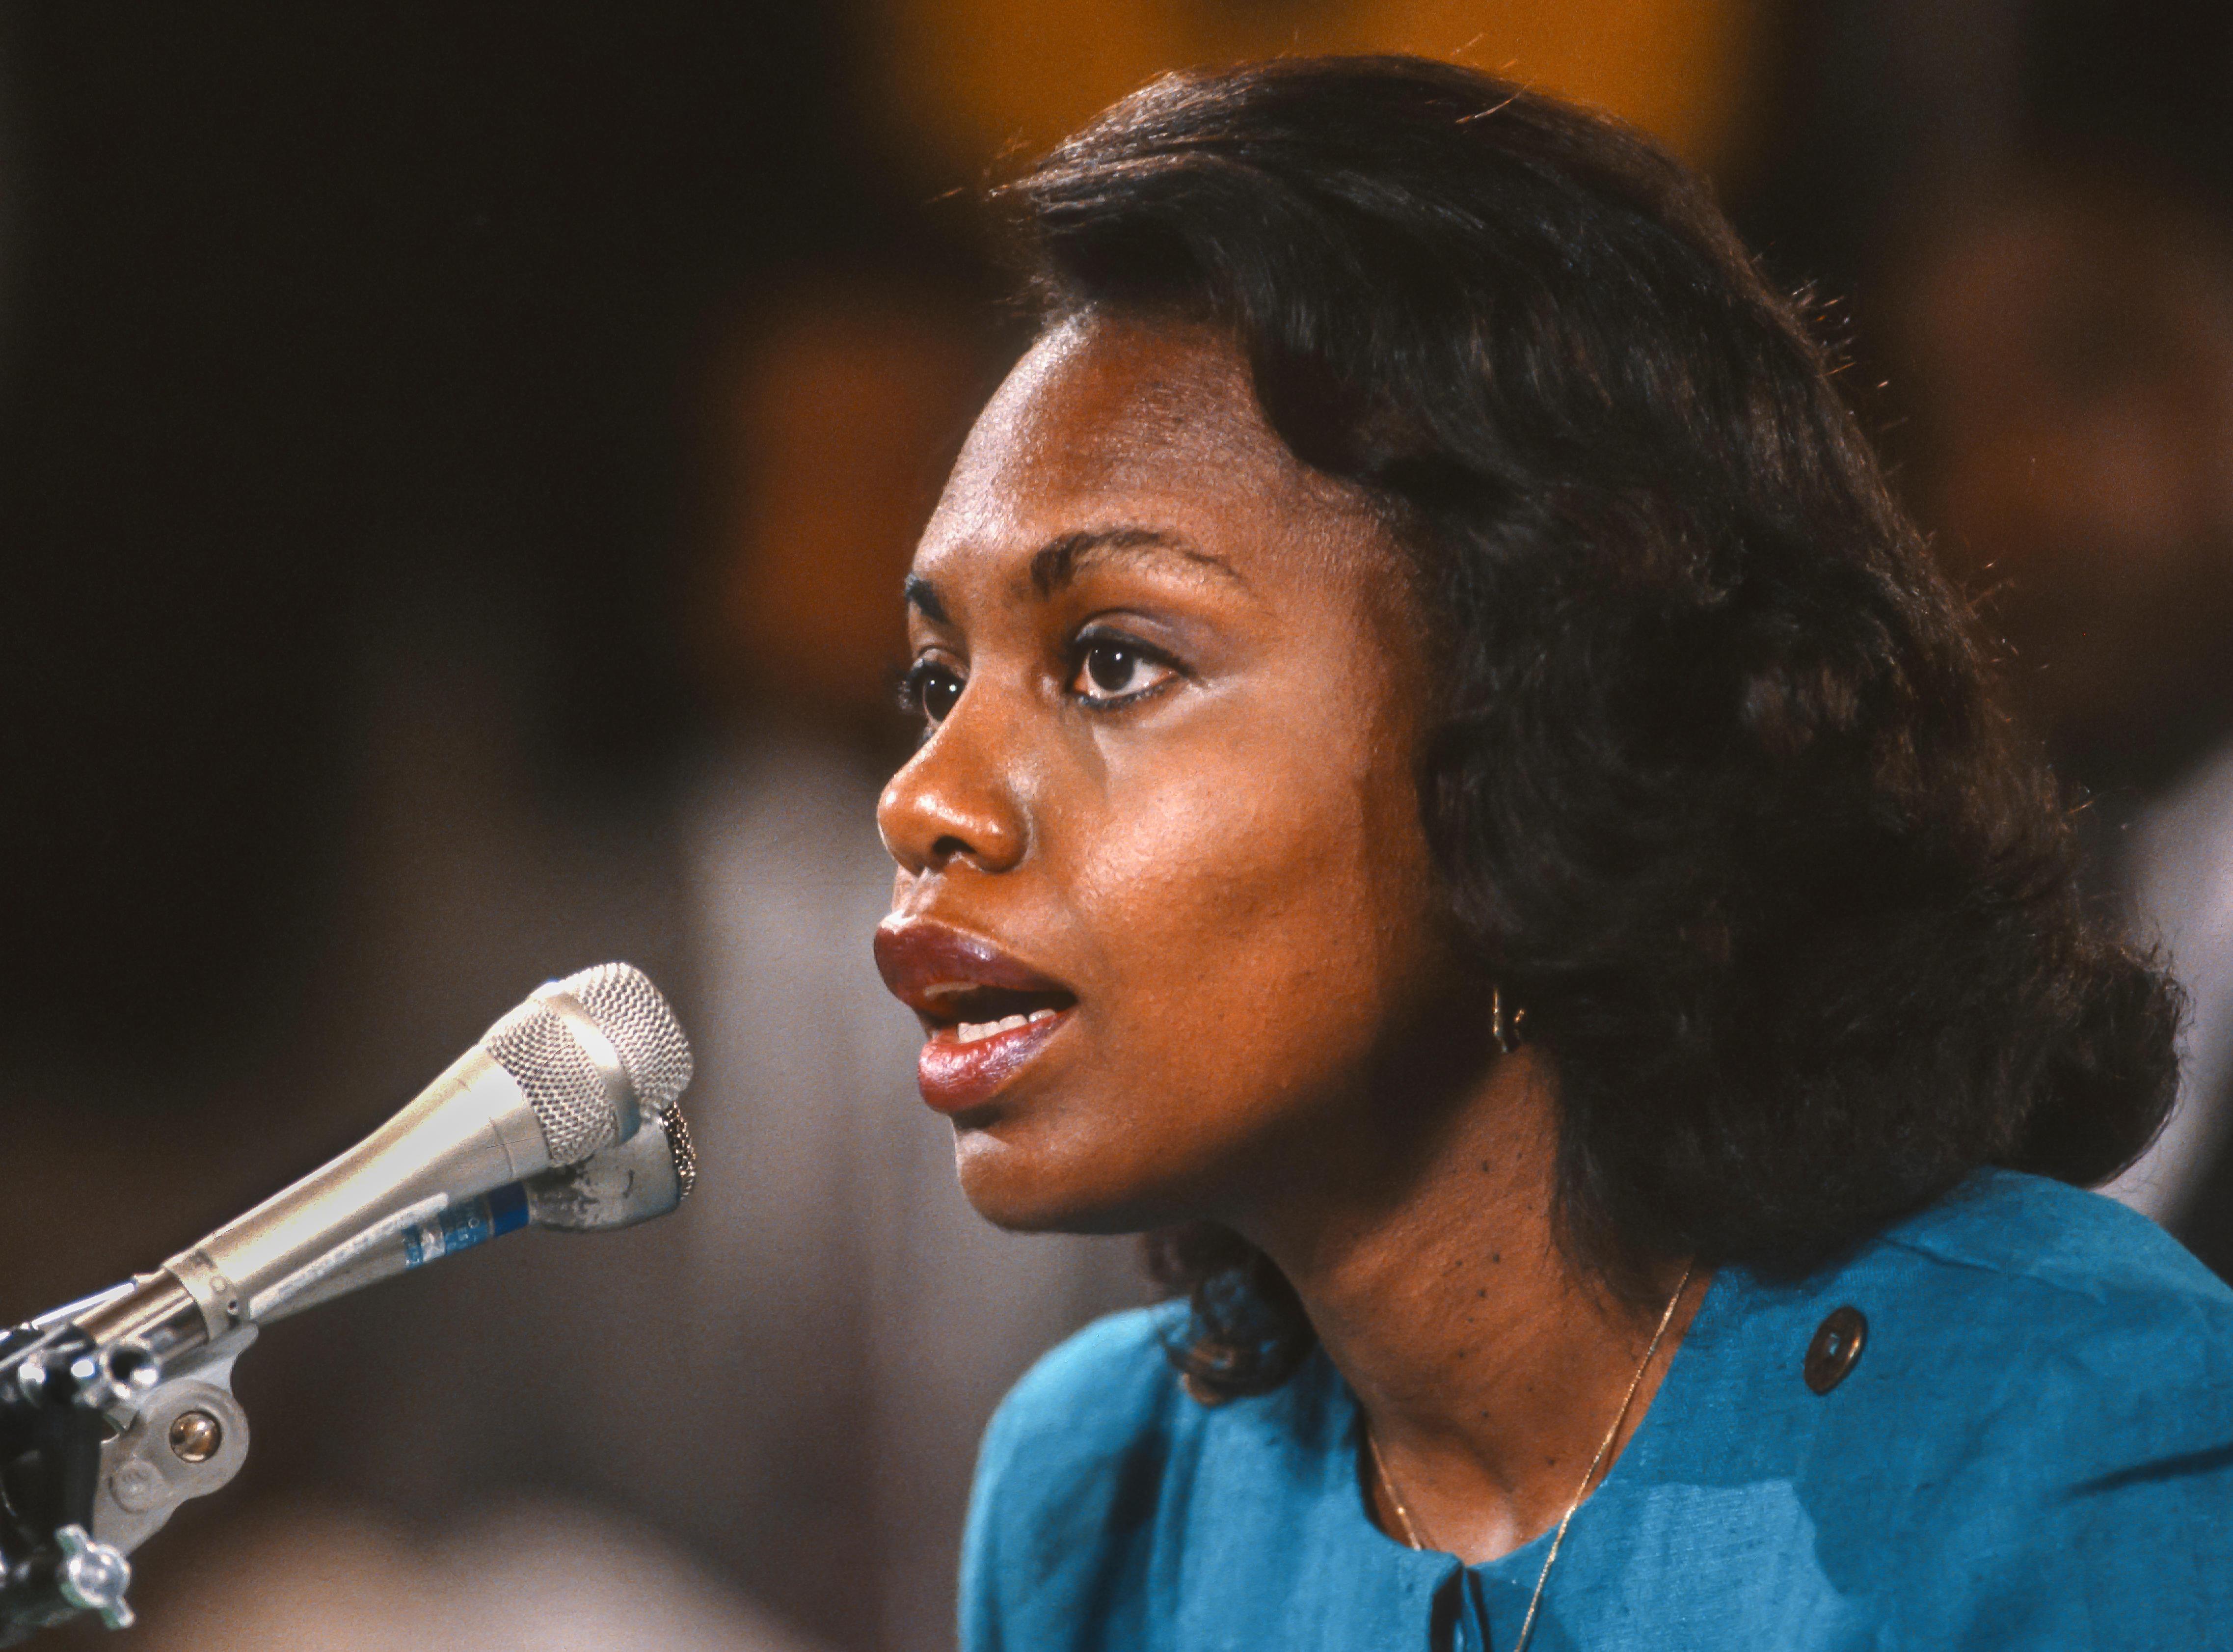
left=168, top=1410, right=222, bottom=1463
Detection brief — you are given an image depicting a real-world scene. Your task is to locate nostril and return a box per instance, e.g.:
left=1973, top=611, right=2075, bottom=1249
left=877, top=748, right=1026, bottom=875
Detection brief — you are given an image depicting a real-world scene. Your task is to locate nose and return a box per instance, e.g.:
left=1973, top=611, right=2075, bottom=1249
left=878, top=691, right=1029, bottom=878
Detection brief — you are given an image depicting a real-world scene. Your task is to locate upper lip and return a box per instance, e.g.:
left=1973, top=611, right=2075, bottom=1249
left=874, top=919, right=1077, bottom=1027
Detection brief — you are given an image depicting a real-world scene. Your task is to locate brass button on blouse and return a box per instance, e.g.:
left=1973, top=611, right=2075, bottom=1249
left=1804, top=1306, right=1867, bottom=1394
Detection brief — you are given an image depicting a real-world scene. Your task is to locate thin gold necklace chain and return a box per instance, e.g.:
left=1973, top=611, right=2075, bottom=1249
left=1366, top=1261, right=1696, bottom=1652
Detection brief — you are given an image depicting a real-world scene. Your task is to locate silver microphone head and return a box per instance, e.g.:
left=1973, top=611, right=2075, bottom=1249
left=480, top=963, right=695, bottom=1165
left=545, top=962, right=695, bottom=1114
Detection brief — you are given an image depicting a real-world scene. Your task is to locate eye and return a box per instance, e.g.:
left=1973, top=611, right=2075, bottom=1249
left=902, top=658, right=966, bottom=725
left=1070, top=633, right=1178, bottom=705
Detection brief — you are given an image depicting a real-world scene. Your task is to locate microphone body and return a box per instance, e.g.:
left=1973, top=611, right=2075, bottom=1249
left=72, top=963, right=693, bottom=1374
left=165, top=1044, right=553, bottom=1339
left=255, top=1106, right=696, bottom=1324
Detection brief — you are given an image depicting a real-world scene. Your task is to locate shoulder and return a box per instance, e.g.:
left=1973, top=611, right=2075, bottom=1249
left=972, top=1305, right=1196, bottom=1525
left=961, top=1305, right=1385, bottom=1652
left=1792, top=1168, right=2233, bottom=1435
left=960, top=1306, right=1197, bottom=1652
left=1703, top=1169, right=2233, bottom=1514
left=990, top=1303, right=1187, bottom=1436
left=1871, top=1167, right=2233, bottom=1347
left=1744, top=1171, right=2233, bottom=1640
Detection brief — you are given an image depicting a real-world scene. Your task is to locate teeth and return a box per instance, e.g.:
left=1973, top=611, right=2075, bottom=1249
left=951, top=1006, right=1062, bottom=1044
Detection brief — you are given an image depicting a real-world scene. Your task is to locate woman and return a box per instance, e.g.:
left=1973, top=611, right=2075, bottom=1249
left=872, top=57, right=2233, bottom=1649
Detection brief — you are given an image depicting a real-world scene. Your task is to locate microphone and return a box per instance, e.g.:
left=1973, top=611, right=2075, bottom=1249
left=70, top=962, right=694, bottom=1373
left=0, top=964, right=698, bottom=1637
left=254, top=1105, right=698, bottom=1324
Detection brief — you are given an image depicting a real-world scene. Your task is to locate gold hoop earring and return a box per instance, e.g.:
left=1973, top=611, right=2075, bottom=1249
left=1491, top=984, right=1528, bottom=1056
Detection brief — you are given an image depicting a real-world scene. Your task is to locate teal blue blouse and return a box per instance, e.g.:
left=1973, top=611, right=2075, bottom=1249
left=962, top=1171, right=2233, bottom=1650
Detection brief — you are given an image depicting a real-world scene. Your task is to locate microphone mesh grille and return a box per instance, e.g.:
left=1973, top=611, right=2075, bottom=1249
left=545, top=962, right=695, bottom=1114
left=484, top=1002, right=621, bottom=1165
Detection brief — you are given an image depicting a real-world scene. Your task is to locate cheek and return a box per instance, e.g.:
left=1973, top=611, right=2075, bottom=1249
left=1058, top=704, right=1436, bottom=1136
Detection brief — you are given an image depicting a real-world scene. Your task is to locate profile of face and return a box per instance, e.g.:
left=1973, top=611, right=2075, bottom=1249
left=874, top=312, right=1469, bottom=1237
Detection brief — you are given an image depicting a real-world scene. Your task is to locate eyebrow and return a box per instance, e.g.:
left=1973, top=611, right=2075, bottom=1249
left=1028, top=526, right=1241, bottom=597
left=903, top=526, right=1243, bottom=623
left=902, top=572, right=948, bottom=623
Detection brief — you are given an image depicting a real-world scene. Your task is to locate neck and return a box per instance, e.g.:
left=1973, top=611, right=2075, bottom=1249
left=1236, top=1049, right=1702, bottom=1563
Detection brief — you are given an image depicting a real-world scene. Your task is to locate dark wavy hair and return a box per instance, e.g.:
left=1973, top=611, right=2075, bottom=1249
left=999, top=56, right=2181, bottom=1399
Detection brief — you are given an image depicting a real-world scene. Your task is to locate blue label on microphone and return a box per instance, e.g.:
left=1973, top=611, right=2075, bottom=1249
left=488, top=1179, right=530, bottom=1237
left=401, top=1182, right=529, bottom=1269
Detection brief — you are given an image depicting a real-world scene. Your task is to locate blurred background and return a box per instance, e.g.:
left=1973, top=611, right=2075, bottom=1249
left=0, top=2, right=2228, bottom=1648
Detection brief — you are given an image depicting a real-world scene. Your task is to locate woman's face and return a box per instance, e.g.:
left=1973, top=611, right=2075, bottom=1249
left=875, top=312, right=1460, bottom=1235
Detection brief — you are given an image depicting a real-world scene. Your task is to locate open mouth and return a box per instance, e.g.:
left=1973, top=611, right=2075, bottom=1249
left=874, top=920, right=1080, bottom=1112
left=913, top=985, right=1077, bottom=1112
left=922, top=985, right=1078, bottom=1046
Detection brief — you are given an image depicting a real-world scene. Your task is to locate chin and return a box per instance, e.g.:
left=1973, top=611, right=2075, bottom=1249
left=950, top=1122, right=1186, bottom=1237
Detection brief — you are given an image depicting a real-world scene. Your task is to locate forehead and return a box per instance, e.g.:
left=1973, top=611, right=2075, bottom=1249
left=915, top=311, right=1393, bottom=587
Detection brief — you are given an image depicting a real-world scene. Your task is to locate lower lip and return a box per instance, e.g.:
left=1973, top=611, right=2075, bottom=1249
left=917, top=1011, right=1071, bottom=1113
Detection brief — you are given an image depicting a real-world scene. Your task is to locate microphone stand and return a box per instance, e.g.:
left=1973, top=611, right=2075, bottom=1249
left=0, top=1281, right=254, bottom=1642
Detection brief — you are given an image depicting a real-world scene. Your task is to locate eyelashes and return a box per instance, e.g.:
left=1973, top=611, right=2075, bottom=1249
left=1071, top=631, right=1179, bottom=704
left=899, top=657, right=965, bottom=724
left=901, top=627, right=1184, bottom=728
